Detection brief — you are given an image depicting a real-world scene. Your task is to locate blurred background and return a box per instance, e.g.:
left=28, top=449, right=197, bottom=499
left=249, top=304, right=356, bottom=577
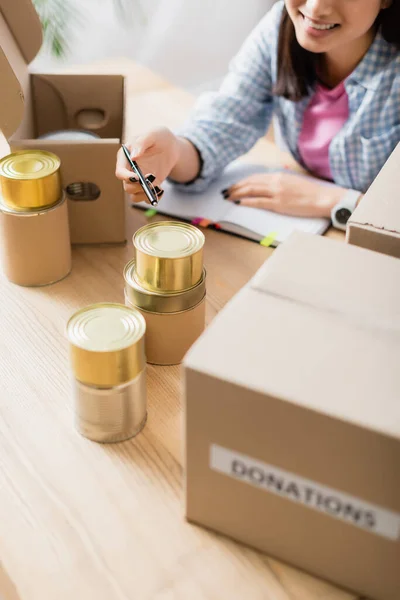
left=32, top=0, right=277, bottom=95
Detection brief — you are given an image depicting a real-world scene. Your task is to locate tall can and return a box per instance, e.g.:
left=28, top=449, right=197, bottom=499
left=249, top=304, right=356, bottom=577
left=133, top=221, right=205, bottom=292
left=0, top=150, right=71, bottom=286
left=0, top=195, right=71, bottom=286
left=66, top=303, right=147, bottom=443
left=124, top=259, right=206, bottom=365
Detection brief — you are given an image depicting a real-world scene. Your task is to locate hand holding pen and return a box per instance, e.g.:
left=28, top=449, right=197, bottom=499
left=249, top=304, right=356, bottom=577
left=116, top=129, right=184, bottom=205
left=121, top=144, right=164, bottom=206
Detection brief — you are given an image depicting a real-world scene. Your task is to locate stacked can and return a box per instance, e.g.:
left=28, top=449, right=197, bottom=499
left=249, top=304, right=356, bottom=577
left=66, top=303, right=147, bottom=443
left=0, top=149, right=71, bottom=286
left=124, top=221, right=206, bottom=365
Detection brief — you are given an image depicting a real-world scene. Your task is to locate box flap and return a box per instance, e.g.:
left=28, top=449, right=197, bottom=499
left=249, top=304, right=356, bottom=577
left=0, top=0, right=42, bottom=137
left=0, top=0, right=42, bottom=63
left=250, top=231, right=400, bottom=333
left=0, top=47, right=24, bottom=138
left=348, top=143, right=400, bottom=233
left=185, top=233, right=400, bottom=439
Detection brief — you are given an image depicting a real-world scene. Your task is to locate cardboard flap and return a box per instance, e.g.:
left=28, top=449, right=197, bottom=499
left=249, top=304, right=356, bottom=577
left=0, top=0, right=42, bottom=137
left=0, top=47, right=24, bottom=138
left=349, top=143, right=400, bottom=233
left=0, top=0, right=42, bottom=63
left=250, top=232, right=400, bottom=332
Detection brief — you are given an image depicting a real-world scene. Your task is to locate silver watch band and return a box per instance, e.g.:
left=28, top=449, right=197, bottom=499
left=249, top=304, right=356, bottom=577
left=331, top=189, right=362, bottom=231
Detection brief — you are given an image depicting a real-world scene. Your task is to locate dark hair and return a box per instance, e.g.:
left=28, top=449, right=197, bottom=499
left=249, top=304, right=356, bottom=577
left=274, top=1, right=400, bottom=101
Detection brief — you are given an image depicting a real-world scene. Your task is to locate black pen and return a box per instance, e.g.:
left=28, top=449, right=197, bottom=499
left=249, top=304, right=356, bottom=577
left=121, top=144, right=158, bottom=207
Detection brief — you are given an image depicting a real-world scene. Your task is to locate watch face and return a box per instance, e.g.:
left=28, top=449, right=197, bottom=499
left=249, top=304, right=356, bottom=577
left=335, top=207, right=352, bottom=225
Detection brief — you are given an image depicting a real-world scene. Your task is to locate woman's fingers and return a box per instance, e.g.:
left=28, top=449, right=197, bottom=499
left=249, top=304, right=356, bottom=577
left=224, top=173, right=285, bottom=199
left=128, top=189, right=164, bottom=205
left=123, top=180, right=142, bottom=194
left=225, top=183, right=273, bottom=200
left=236, top=195, right=319, bottom=217
left=235, top=196, right=280, bottom=211
left=123, top=172, right=164, bottom=206
left=116, top=146, right=135, bottom=181
left=128, top=191, right=149, bottom=204
left=130, top=132, right=157, bottom=160
left=115, top=132, right=158, bottom=181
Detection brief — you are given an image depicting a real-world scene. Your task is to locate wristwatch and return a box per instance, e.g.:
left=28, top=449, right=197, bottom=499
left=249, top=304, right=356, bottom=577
left=331, top=189, right=362, bottom=231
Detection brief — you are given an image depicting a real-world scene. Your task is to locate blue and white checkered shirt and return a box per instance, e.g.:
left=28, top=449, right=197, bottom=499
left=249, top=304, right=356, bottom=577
left=178, top=1, right=400, bottom=193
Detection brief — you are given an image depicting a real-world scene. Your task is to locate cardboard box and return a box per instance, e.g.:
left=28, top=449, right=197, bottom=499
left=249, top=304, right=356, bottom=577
left=0, top=561, right=20, bottom=600
left=183, top=232, right=400, bottom=600
left=0, top=0, right=126, bottom=244
left=347, top=144, right=400, bottom=259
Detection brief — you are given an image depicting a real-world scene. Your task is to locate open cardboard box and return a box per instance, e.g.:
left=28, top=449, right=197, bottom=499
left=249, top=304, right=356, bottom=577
left=183, top=232, right=400, bottom=600
left=347, top=143, right=400, bottom=259
left=0, top=0, right=126, bottom=244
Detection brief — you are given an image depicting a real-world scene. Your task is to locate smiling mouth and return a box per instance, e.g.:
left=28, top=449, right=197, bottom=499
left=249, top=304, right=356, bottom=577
left=300, top=12, right=339, bottom=31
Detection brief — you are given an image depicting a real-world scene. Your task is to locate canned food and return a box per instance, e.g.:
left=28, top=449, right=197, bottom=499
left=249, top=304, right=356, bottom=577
left=125, top=294, right=206, bottom=366
left=73, top=374, right=147, bottom=444
left=124, top=260, right=206, bottom=365
left=67, top=303, right=147, bottom=443
left=0, top=193, right=71, bottom=286
left=124, top=258, right=206, bottom=313
left=133, top=221, right=204, bottom=292
left=67, top=303, right=146, bottom=388
left=0, top=150, right=61, bottom=211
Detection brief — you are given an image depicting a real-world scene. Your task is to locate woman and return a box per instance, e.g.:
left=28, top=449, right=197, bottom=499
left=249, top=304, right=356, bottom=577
left=116, top=0, right=400, bottom=230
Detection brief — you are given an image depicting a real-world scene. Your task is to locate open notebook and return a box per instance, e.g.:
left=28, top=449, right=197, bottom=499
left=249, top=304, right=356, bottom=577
left=134, top=162, right=331, bottom=246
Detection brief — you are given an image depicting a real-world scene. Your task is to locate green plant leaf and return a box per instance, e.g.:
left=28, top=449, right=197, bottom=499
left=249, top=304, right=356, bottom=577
left=113, top=0, right=146, bottom=25
left=32, top=0, right=78, bottom=59
left=32, top=0, right=146, bottom=59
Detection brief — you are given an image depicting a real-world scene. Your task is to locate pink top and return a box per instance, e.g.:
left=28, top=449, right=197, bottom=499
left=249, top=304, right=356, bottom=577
left=298, top=81, right=349, bottom=180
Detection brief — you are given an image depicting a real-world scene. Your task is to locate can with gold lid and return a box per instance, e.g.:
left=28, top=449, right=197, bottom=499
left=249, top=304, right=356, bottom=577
left=0, top=193, right=71, bottom=286
left=0, top=150, right=62, bottom=211
left=124, top=258, right=206, bottom=313
left=133, top=221, right=205, bottom=292
left=124, top=259, right=206, bottom=365
left=66, top=302, right=147, bottom=443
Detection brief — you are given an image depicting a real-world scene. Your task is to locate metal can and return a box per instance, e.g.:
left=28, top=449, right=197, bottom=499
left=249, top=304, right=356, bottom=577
left=66, top=303, right=147, bottom=443
left=124, top=258, right=206, bottom=313
left=0, top=193, right=71, bottom=286
left=73, top=376, right=147, bottom=444
left=133, top=221, right=204, bottom=292
left=124, top=260, right=206, bottom=365
left=0, top=150, right=61, bottom=211
left=38, top=130, right=100, bottom=141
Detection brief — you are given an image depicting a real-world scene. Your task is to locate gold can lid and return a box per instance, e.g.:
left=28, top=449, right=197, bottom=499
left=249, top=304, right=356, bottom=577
left=133, top=221, right=205, bottom=259
left=0, top=150, right=61, bottom=181
left=67, top=303, right=146, bottom=352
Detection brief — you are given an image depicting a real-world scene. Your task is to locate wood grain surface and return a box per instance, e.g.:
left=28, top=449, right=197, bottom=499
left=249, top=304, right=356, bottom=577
left=0, top=60, right=353, bottom=600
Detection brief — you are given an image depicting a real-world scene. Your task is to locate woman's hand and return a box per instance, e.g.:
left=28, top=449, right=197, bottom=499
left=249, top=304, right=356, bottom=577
left=223, top=171, right=346, bottom=218
left=116, top=127, right=202, bottom=204
left=116, top=127, right=180, bottom=203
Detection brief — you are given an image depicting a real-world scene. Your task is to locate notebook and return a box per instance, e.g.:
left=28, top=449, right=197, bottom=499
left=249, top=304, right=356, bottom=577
left=134, top=162, right=331, bottom=246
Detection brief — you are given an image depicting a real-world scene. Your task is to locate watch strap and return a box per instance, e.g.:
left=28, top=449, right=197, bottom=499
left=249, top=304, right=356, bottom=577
left=331, top=189, right=362, bottom=231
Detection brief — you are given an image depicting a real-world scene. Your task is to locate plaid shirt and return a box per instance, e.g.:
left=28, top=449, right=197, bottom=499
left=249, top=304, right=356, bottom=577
left=178, top=1, right=400, bottom=193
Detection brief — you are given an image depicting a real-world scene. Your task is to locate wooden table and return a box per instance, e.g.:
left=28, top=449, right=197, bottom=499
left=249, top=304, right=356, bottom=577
left=0, top=60, right=352, bottom=600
